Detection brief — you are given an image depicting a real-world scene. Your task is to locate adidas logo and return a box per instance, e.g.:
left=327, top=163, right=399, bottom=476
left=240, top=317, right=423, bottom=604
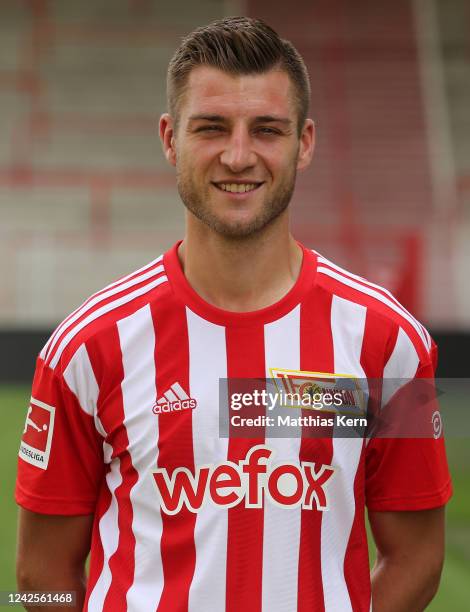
left=152, top=382, right=197, bottom=414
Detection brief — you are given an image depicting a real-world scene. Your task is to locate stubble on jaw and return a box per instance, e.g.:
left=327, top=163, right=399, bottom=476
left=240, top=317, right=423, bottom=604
left=175, top=161, right=298, bottom=241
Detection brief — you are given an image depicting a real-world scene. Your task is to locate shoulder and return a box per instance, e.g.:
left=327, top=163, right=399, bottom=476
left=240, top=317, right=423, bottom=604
left=312, top=250, right=434, bottom=371
left=39, top=253, right=170, bottom=374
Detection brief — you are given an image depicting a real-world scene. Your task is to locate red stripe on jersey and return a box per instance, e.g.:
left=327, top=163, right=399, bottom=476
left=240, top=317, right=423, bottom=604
left=344, top=464, right=370, bottom=612
left=87, top=325, right=138, bottom=611
left=152, top=299, right=196, bottom=612
left=298, top=287, right=335, bottom=612
left=80, top=339, right=110, bottom=611
left=342, top=309, right=392, bottom=611
left=225, top=326, right=266, bottom=612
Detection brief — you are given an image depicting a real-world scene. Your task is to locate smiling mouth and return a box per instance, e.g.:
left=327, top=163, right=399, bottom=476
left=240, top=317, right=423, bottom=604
left=212, top=182, right=264, bottom=194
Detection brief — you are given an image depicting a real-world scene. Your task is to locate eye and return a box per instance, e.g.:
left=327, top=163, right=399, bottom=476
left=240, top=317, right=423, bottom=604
left=195, top=125, right=225, bottom=133
left=256, top=127, right=281, bottom=136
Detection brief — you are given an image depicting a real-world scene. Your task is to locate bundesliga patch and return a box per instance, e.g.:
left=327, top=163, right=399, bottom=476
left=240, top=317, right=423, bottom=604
left=19, top=397, right=55, bottom=469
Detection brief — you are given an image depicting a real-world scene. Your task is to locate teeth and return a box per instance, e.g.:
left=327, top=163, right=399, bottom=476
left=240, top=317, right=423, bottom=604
left=218, top=183, right=258, bottom=193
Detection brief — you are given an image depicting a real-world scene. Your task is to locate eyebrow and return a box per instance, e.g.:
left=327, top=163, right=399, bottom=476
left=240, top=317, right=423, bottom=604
left=188, top=114, right=293, bottom=126
left=253, top=115, right=293, bottom=126
left=188, top=114, right=226, bottom=122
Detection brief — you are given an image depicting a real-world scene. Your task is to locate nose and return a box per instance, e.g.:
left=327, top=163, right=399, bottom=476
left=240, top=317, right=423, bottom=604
left=219, top=126, right=257, bottom=173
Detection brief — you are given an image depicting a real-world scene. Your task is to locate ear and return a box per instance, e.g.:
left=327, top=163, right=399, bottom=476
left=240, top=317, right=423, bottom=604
left=297, top=118, right=315, bottom=171
left=159, top=113, right=177, bottom=166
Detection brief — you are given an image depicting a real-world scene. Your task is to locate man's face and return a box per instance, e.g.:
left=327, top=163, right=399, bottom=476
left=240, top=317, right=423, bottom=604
left=160, top=66, right=314, bottom=239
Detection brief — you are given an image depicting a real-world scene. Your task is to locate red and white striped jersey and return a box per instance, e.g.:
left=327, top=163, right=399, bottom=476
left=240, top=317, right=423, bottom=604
left=16, top=241, right=452, bottom=612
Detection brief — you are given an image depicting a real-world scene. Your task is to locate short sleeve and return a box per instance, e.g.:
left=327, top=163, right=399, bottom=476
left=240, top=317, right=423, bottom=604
left=15, top=356, right=104, bottom=515
left=365, top=336, right=452, bottom=511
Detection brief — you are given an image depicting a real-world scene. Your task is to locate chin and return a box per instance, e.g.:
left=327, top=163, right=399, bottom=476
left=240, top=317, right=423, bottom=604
left=211, top=216, right=273, bottom=239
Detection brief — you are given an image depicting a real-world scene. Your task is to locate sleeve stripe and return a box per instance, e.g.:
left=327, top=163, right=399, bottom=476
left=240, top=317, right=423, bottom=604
left=316, top=264, right=430, bottom=353
left=48, top=275, right=168, bottom=370
left=40, top=256, right=164, bottom=361
left=316, top=254, right=431, bottom=352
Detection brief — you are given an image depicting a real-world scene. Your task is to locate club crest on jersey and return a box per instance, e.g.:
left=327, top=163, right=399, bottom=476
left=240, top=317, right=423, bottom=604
left=19, top=397, right=55, bottom=469
left=153, top=445, right=335, bottom=514
left=270, top=367, right=365, bottom=415
left=152, top=382, right=197, bottom=414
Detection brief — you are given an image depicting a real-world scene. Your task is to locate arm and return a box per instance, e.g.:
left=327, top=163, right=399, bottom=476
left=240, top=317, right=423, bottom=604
left=16, top=508, right=94, bottom=612
left=369, top=506, right=446, bottom=612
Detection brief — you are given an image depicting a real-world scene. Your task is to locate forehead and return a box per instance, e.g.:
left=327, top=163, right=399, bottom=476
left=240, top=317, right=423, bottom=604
left=179, top=66, right=296, bottom=120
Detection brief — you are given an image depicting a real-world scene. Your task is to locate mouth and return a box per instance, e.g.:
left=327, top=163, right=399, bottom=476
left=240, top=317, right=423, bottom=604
left=212, top=181, right=264, bottom=195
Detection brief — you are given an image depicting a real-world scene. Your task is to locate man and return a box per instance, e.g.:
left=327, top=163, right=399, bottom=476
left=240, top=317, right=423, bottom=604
left=16, top=16, right=451, bottom=612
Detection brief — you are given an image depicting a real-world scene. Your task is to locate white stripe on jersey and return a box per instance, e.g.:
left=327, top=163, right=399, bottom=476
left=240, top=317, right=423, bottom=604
left=49, top=275, right=168, bottom=369
left=384, top=327, right=420, bottom=379
left=316, top=259, right=431, bottom=352
left=63, top=344, right=99, bottom=417
left=382, top=327, right=420, bottom=407
left=263, top=306, right=302, bottom=612
left=62, top=343, right=106, bottom=438
left=117, top=304, right=164, bottom=611
left=42, top=262, right=165, bottom=362
left=186, top=308, right=228, bottom=612
left=87, top=453, right=122, bottom=612
left=321, top=296, right=367, bottom=612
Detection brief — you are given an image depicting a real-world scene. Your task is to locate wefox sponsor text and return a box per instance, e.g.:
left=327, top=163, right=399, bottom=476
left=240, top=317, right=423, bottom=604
left=152, top=444, right=335, bottom=514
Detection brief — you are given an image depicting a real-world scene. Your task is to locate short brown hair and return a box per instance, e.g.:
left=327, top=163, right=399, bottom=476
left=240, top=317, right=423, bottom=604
left=167, top=16, right=311, bottom=135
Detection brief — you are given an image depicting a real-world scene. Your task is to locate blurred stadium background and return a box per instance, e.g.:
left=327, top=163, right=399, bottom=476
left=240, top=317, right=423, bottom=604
left=0, top=0, right=468, bottom=607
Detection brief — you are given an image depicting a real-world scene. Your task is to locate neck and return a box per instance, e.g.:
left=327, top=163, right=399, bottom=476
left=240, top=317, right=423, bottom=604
left=178, top=212, right=303, bottom=312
